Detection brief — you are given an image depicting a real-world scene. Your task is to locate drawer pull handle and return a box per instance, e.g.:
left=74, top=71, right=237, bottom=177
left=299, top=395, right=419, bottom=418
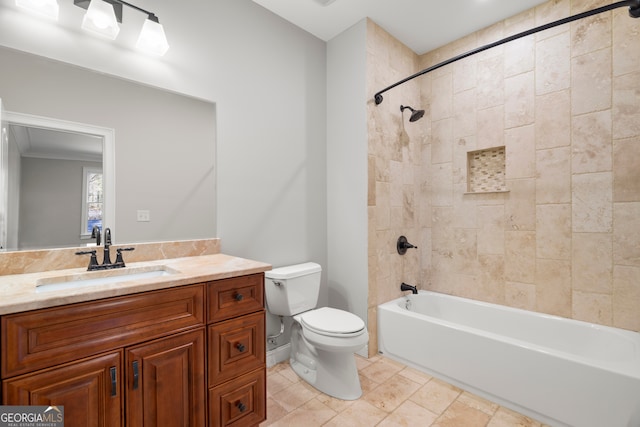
left=236, top=401, right=247, bottom=413
left=110, top=366, right=117, bottom=397
left=234, top=293, right=244, bottom=301
left=236, top=343, right=246, bottom=352
left=132, top=360, right=139, bottom=390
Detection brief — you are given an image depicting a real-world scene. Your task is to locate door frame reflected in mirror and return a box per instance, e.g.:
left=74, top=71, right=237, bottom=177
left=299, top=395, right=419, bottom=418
left=4, top=111, right=115, bottom=249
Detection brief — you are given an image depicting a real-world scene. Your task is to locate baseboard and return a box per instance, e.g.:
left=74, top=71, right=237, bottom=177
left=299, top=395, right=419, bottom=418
left=266, top=343, right=291, bottom=368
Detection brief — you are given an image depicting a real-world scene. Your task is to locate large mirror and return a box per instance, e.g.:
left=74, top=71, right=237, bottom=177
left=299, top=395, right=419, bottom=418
left=0, top=46, right=217, bottom=252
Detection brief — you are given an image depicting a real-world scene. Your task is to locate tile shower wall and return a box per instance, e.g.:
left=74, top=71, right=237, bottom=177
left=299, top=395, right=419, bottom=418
left=367, top=0, right=640, bottom=354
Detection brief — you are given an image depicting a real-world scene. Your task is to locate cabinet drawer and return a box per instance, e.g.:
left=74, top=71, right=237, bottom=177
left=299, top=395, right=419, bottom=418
left=208, top=368, right=266, bottom=427
left=207, top=274, right=264, bottom=323
left=208, top=311, right=265, bottom=387
left=2, top=284, right=205, bottom=378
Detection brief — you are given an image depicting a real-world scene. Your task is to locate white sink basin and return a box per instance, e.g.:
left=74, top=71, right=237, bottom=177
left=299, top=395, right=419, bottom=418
left=36, top=266, right=179, bottom=293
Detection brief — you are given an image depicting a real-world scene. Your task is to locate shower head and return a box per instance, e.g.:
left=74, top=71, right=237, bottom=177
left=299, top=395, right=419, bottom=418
left=400, top=105, right=425, bottom=122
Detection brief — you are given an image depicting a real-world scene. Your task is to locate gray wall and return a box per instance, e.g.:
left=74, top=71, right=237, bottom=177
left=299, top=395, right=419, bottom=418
left=326, top=21, right=369, bottom=342
left=19, top=157, right=100, bottom=249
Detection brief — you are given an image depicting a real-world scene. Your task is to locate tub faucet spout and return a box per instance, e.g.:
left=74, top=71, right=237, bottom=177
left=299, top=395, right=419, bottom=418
left=400, top=282, right=418, bottom=294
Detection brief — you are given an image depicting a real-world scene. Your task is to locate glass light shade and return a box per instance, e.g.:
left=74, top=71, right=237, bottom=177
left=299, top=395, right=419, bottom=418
left=81, top=0, right=120, bottom=40
left=15, top=0, right=59, bottom=19
left=136, top=19, right=169, bottom=56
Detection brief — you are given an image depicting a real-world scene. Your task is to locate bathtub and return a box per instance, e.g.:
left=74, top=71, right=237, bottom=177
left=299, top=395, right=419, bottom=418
left=377, top=291, right=640, bottom=427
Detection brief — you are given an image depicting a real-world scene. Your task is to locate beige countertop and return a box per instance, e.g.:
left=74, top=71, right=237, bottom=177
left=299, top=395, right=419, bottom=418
left=0, top=253, right=271, bottom=315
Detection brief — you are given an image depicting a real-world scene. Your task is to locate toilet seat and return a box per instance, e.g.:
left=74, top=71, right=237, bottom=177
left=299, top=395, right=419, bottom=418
left=299, top=307, right=365, bottom=337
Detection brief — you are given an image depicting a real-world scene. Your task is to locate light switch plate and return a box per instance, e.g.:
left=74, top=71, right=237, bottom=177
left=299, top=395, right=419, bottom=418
left=137, top=210, right=150, bottom=222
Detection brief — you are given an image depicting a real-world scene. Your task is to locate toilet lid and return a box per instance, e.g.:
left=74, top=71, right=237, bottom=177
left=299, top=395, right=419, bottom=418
left=300, top=307, right=365, bottom=335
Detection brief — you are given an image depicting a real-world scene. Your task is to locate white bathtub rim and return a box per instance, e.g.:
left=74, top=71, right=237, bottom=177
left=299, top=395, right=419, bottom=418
left=379, top=291, right=640, bottom=379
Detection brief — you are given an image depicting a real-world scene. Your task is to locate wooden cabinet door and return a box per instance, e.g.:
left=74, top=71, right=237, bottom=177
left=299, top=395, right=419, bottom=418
left=126, top=328, right=206, bottom=427
left=2, top=351, right=123, bottom=427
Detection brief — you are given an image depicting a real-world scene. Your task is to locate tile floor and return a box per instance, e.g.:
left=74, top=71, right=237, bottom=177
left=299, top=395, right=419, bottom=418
left=262, top=354, right=550, bottom=427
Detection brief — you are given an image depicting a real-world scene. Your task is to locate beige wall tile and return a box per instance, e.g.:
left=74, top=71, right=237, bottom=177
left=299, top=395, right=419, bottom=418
left=453, top=57, right=477, bottom=94
left=536, top=147, right=571, bottom=204
left=453, top=136, right=476, bottom=186
left=535, top=0, right=571, bottom=41
left=570, top=9, right=611, bottom=57
left=571, top=48, right=611, bottom=115
left=536, top=204, right=572, bottom=260
left=572, top=290, right=612, bottom=325
left=432, top=119, right=453, bottom=164
left=477, top=106, right=504, bottom=150
left=505, top=125, right=535, bottom=179
left=477, top=254, right=506, bottom=304
left=535, top=89, right=571, bottom=149
left=612, top=8, right=640, bottom=76
left=453, top=186, right=478, bottom=229
left=431, top=163, right=453, bottom=207
left=572, top=172, right=612, bottom=233
left=505, top=281, right=537, bottom=311
left=477, top=205, right=505, bottom=255
left=535, top=31, right=571, bottom=95
left=505, top=179, right=536, bottom=231
left=505, top=71, right=535, bottom=128
left=571, top=110, right=612, bottom=174
left=613, top=202, right=640, bottom=266
left=431, top=73, right=453, bottom=121
left=612, top=72, right=640, bottom=139
left=504, top=36, right=535, bottom=77
left=505, top=231, right=536, bottom=283
left=613, top=136, right=640, bottom=202
left=536, top=258, right=572, bottom=317
left=477, top=55, right=504, bottom=109
left=453, top=228, right=478, bottom=276
left=613, top=265, right=640, bottom=330
left=453, top=89, right=477, bottom=139
left=572, top=232, right=612, bottom=293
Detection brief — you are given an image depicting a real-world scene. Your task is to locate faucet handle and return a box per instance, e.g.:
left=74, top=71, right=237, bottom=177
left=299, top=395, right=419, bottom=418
left=115, top=247, right=135, bottom=265
left=76, top=250, right=99, bottom=270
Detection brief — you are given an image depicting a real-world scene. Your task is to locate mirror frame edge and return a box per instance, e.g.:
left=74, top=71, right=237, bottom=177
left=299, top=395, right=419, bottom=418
left=4, top=111, right=116, bottom=241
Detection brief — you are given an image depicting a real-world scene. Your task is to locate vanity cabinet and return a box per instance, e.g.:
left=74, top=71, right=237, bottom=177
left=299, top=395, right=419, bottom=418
left=1, top=273, right=267, bottom=427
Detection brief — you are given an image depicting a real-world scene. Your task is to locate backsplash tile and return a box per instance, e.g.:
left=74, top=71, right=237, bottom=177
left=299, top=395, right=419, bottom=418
left=0, top=238, right=220, bottom=276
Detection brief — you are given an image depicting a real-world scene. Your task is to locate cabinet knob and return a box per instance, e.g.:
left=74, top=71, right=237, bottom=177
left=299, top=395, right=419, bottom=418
left=236, top=401, right=247, bottom=412
left=234, top=293, right=244, bottom=301
left=236, top=343, right=246, bottom=352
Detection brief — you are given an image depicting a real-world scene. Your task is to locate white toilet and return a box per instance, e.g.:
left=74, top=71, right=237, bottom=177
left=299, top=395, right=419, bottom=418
left=265, top=262, right=368, bottom=400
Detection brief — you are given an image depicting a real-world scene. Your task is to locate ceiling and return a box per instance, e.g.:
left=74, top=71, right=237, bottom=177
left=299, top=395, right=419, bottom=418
left=251, top=0, right=548, bottom=55
left=9, top=124, right=102, bottom=162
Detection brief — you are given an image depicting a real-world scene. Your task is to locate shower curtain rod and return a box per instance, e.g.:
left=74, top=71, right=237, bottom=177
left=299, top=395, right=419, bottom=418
left=373, top=0, right=640, bottom=105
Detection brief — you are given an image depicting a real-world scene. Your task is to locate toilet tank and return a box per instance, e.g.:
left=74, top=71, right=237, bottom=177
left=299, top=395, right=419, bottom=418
left=264, top=262, right=322, bottom=316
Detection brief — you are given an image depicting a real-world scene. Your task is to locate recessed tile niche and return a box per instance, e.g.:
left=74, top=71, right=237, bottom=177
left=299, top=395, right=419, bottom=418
left=466, top=146, right=508, bottom=193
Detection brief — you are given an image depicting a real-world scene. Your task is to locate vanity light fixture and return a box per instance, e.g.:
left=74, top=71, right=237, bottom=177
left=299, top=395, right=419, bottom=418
left=15, top=0, right=60, bottom=19
left=75, top=0, right=169, bottom=55
left=14, top=0, right=169, bottom=56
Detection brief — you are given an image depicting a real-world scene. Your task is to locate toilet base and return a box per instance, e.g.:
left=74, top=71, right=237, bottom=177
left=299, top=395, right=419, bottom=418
left=290, top=323, right=364, bottom=400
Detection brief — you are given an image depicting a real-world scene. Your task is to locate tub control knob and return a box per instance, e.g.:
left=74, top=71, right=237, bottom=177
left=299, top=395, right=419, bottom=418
left=397, top=236, right=418, bottom=255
